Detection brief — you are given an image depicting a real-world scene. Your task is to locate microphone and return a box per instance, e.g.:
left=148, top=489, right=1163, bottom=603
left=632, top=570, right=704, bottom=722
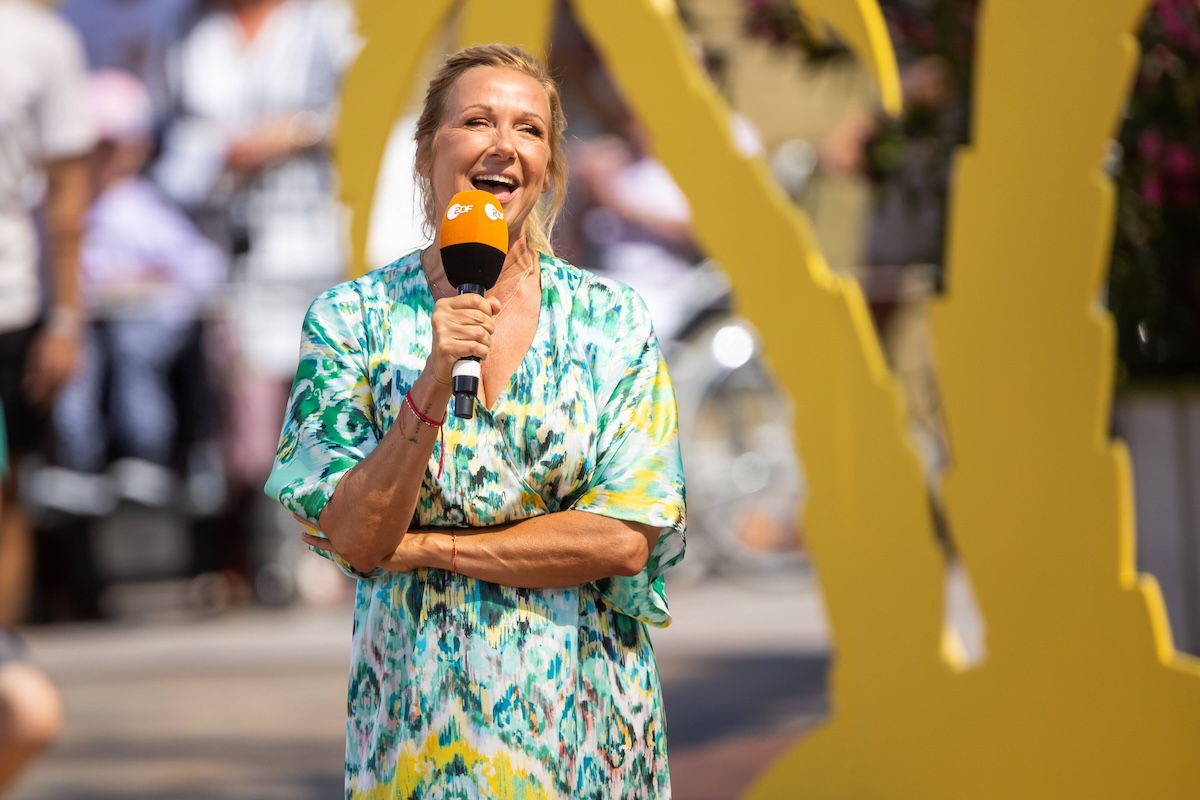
left=438, top=189, right=509, bottom=419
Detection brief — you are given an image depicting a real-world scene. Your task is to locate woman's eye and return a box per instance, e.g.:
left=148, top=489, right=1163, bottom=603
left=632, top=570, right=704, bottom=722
left=521, top=125, right=544, bottom=137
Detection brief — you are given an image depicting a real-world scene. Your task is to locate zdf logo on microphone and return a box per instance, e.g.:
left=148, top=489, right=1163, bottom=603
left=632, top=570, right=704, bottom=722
left=446, top=203, right=472, bottom=220
left=484, top=203, right=504, bottom=221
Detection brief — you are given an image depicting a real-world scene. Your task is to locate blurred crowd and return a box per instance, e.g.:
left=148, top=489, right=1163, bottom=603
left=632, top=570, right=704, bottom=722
left=0, top=0, right=363, bottom=628
left=0, top=0, right=769, bottom=636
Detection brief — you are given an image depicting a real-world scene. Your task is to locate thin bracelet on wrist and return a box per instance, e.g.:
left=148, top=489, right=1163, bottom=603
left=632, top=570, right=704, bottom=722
left=405, top=388, right=446, bottom=478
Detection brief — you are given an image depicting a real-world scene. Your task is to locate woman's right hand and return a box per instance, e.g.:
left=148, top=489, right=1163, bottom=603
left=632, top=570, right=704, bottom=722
left=425, top=293, right=503, bottom=387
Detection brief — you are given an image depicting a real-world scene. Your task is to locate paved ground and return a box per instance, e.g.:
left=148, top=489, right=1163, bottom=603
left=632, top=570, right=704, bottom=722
left=10, top=570, right=833, bottom=800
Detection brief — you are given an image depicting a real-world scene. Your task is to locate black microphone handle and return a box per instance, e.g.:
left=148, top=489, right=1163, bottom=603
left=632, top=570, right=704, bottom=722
left=451, top=282, right=487, bottom=418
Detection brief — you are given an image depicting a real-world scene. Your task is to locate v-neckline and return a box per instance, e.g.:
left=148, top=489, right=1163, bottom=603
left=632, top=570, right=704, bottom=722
left=479, top=255, right=545, bottom=415
left=418, top=252, right=547, bottom=418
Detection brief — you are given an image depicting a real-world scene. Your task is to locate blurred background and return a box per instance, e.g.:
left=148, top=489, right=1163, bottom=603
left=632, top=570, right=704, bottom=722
left=2, top=0, right=1198, bottom=797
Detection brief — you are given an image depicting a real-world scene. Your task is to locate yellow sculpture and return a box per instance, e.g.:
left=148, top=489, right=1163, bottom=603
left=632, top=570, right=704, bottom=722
left=337, top=1, right=1200, bottom=797
left=749, top=0, right=1200, bottom=797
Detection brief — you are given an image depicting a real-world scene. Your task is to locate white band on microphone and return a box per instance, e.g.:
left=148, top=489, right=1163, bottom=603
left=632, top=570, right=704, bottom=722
left=452, top=360, right=482, bottom=380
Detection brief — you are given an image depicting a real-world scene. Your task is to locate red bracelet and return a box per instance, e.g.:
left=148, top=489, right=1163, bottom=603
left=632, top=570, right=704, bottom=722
left=405, top=389, right=446, bottom=478
left=451, top=532, right=458, bottom=574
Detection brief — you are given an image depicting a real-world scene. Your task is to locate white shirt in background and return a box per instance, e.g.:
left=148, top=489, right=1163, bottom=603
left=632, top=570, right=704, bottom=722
left=155, top=0, right=358, bottom=375
left=0, top=0, right=95, bottom=333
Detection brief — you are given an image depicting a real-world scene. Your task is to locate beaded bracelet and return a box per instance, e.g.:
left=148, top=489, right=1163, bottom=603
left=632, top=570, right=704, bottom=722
left=451, top=532, right=458, bottom=574
left=405, top=389, right=446, bottom=478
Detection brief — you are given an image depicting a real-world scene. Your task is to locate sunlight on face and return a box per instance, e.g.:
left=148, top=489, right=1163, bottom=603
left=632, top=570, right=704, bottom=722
left=427, top=66, right=553, bottom=247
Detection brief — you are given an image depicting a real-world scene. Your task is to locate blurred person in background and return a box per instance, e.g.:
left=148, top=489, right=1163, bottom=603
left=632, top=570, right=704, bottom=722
left=572, top=119, right=702, bottom=343
left=267, top=44, right=686, bottom=796
left=59, top=0, right=200, bottom=122
left=0, top=401, right=63, bottom=796
left=49, top=69, right=225, bottom=505
left=568, top=80, right=805, bottom=571
left=30, top=70, right=227, bottom=620
left=818, top=25, right=971, bottom=338
left=0, top=0, right=94, bottom=624
left=557, top=28, right=762, bottom=341
left=154, top=0, right=358, bottom=596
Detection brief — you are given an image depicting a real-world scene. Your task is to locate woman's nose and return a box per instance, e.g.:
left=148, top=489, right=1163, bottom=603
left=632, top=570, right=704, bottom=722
left=490, top=128, right=517, bottom=159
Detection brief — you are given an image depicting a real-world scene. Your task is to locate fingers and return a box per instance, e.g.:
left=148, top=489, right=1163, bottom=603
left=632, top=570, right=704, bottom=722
left=22, top=334, right=78, bottom=410
left=295, top=514, right=332, bottom=551
left=428, top=295, right=498, bottom=383
left=300, top=531, right=331, bottom=551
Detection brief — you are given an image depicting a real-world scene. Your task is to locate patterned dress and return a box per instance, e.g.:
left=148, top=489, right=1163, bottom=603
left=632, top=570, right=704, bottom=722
left=266, top=250, right=687, bottom=799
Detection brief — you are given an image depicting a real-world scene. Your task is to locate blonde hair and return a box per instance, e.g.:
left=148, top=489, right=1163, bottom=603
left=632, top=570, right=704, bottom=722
left=414, top=44, right=568, bottom=256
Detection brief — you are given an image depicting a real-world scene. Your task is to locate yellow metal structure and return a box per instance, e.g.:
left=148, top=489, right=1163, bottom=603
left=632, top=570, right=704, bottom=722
left=793, top=0, right=902, bottom=116
left=338, top=1, right=1200, bottom=797
left=749, top=0, right=1200, bottom=797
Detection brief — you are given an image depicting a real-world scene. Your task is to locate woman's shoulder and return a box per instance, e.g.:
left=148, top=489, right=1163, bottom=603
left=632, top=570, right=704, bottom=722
left=542, top=252, right=648, bottom=320
left=308, top=250, right=423, bottom=320
left=541, top=253, right=655, bottom=365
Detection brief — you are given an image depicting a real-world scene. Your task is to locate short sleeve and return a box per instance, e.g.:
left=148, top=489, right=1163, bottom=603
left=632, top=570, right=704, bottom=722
left=571, top=283, right=686, bottom=627
left=33, top=15, right=94, bottom=160
left=264, top=285, right=382, bottom=579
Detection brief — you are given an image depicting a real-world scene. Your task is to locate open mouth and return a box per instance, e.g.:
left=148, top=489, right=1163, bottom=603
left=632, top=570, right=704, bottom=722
left=472, top=173, right=517, bottom=201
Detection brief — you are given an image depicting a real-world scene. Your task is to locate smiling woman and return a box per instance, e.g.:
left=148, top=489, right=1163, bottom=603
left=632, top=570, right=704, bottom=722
left=265, top=44, right=688, bottom=798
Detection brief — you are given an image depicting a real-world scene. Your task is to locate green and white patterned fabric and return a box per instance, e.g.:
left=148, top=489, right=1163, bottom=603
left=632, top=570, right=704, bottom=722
left=267, top=250, right=686, bottom=798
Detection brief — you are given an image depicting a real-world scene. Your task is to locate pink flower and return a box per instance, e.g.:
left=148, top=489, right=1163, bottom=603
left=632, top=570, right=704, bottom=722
left=1164, top=142, right=1196, bottom=179
left=1139, top=129, right=1164, bottom=161
left=1142, top=173, right=1165, bottom=207
left=1157, top=3, right=1196, bottom=45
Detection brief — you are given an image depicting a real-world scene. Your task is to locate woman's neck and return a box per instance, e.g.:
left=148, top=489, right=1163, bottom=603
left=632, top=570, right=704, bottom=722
left=229, top=0, right=287, bottom=43
left=423, top=234, right=538, bottom=299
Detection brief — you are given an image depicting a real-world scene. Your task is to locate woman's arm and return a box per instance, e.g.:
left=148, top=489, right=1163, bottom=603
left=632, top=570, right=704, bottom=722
left=316, top=291, right=501, bottom=573
left=314, top=369, right=446, bottom=572
left=303, top=511, right=661, bottom=589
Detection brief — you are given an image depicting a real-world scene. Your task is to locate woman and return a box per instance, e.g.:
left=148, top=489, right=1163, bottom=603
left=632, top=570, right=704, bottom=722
left=267, top=45, right=687, bottom=797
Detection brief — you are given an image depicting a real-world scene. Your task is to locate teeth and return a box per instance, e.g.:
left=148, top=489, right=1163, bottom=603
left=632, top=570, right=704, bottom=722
left=475, top=174, right=515, bottom=186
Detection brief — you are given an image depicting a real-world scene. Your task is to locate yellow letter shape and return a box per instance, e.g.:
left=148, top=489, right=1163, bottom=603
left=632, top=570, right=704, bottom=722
left=751, top=1, right=1200, bottom=798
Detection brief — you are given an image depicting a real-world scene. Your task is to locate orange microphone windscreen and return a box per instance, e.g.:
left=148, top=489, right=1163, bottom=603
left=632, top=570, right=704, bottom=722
left=439, top=190, right=508, bottom=291
left=439, top=189, right=509, bottom=251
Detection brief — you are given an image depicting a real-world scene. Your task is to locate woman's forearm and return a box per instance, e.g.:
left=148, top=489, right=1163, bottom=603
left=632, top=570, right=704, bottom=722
left=319, top=370, right=450, bottom=571
left=317, top=286, right=502, bottom=571
left=400, top=511, right=660, bottom=589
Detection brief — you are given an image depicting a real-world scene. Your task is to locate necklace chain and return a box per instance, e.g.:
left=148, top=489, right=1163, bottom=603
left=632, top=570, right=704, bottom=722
left=429, top=261, right=535, bottom=317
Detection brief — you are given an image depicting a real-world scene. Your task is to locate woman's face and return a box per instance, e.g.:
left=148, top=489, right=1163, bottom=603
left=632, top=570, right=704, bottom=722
left=425, top=66, right=553, bottom=246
